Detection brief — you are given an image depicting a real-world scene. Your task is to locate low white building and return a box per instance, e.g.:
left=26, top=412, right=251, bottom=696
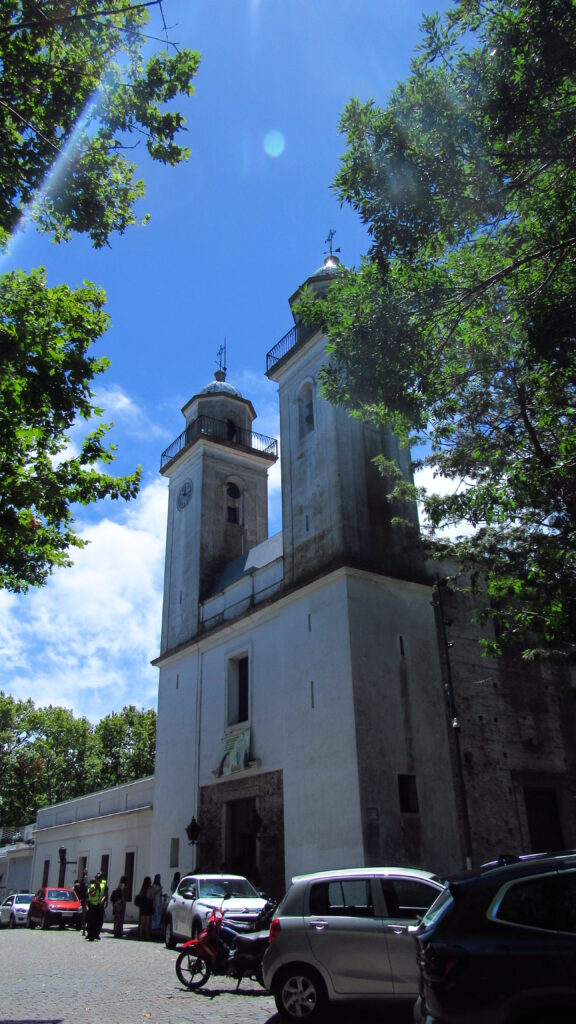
left=0, top=826, right=35, bottom=897
left=28, top=777, right=153, bottom=919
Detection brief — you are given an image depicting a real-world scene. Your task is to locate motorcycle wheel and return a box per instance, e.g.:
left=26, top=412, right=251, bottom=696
left=176, top=950, right=211, bottom=990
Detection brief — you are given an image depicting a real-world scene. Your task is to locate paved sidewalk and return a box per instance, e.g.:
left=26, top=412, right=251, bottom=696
left=0, top=925, right=414, bottom=1024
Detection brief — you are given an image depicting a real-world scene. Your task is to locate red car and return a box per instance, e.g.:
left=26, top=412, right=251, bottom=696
left=28, top=887, right=82, bottom=930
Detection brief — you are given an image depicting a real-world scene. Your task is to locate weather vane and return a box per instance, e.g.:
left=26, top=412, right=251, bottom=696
left=324, top=229, right=341, bottom=258
left=216, top=340, right=227, bottom=377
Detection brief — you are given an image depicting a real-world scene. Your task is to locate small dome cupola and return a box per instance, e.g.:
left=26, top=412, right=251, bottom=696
left=289, top=230, right=343, bottom=312
left=200, top=354, right=243, bottom=397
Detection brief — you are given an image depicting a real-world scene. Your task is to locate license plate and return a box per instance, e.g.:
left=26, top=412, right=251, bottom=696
left=60, top=911, right=73, bottom=917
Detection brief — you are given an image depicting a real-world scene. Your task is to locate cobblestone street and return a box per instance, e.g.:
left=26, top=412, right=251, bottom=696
left=0, top=925, right=415, bottom=1024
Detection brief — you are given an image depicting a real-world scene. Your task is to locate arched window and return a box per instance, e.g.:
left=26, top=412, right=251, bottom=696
left=298, top=381, right=315, bottom=438
left=226, top=481, right=242, bottom=524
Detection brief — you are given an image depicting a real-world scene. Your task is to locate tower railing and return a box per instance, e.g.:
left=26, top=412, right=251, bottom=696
left=266, top=319, right=317, bottom=373
left=161, top=415, right=278, bottom=469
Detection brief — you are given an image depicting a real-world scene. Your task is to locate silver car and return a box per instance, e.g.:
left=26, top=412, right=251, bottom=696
left=164, top=873, right=267, bottom=948
left=262, top=866, right=445, bottom=1020
left=0, top=893, right=34, bottom=928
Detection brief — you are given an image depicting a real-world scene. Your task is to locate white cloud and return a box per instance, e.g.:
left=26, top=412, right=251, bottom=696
left=92, top=385, right=171, bottom=441
left=414, top=465, right=475, bottom=539
left=0, top=479, right=168, bottom=723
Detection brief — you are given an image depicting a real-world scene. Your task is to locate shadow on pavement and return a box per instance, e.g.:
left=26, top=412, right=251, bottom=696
left=259, top=999, right=416, bottom=1024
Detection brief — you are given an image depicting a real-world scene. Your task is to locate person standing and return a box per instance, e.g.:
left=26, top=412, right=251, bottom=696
left=137, top=876, right=153, bottom=940
left=85, top=877, right=101, bottom=941
left=94, top=871, right=108, bottom=939
left=77, top=867, right=89, bottom=936
left=170, top=871, right=181, bottom=894
left=151, top=873, right=163, bottom=933
left=111, top=876, right=127, bottom=938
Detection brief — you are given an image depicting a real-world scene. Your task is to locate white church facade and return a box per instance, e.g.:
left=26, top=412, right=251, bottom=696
left=22, top=255, right=576, bottom=906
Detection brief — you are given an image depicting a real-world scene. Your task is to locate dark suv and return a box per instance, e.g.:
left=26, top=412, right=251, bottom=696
left=414, top=851, right=576, bottom=1024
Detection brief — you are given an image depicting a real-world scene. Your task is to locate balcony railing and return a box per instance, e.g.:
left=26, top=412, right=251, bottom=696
left=161, top=415, right=278, bottom=469
left=266, top=320, right=316, bottom=373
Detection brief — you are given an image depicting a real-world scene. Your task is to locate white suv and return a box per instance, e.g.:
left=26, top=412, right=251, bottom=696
left=262, top=866, right=445, bottom=1021
left=164, top=873, right=267, bottom=948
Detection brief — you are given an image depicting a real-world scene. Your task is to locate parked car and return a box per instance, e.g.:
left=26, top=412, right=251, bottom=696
left=414, top=850, right=576, bottom=1024
left=262, top=866, right=446, bottom=1021
left=0, top=892, right=34, bottom=928
left=164, top=873, right=268, bottom=948
left=27, top=887, right=82, bottom=930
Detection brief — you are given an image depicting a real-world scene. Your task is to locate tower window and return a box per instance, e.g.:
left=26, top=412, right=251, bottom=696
left=228, top=654, right=249, bottom=725
left=226, top=481, right=242, bottom=524
left=398, top=774, right=419, bottom=814
left=298, top=382, right=315, bottom=438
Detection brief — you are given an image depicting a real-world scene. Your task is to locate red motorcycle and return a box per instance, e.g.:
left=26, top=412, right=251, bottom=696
left=175, top=900, right=274, bottom=991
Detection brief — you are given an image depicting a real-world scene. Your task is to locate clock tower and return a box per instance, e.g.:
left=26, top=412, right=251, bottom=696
left=159, top=369, right=277, bottom=654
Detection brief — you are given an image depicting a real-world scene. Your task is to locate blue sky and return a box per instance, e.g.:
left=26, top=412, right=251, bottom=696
left=0, top=0, right=446, bottom=723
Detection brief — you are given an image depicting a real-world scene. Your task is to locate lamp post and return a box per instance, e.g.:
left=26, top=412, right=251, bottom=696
left=57, top=846, right=77, bottom=887
left=185, top=816, right=201, bottom=871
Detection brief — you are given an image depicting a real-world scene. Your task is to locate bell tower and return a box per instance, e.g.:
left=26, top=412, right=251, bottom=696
left=266, top=253, right=421, bottom=588
left=159, top=368, right=278, bottom=654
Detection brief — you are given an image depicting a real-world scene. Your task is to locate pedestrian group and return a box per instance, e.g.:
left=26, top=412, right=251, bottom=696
left=73, top=868, right=164, bottom=941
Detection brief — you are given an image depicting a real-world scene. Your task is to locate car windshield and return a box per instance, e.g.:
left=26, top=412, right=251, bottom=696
left=14, top=894, right=33, bottom=904
left=46, top=889, right=76, bottom=901
left=198, top=877, right=258, bottom=898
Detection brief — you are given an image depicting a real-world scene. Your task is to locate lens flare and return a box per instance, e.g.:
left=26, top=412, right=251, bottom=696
left=263, top=130, right=285, bottom=159
left=1, top=80, right=105, bottom=269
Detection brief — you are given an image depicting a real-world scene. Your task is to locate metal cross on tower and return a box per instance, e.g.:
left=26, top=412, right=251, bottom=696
left=324, top=229, right=341, bottom=258
left=216, top=340, right=227, bottom=377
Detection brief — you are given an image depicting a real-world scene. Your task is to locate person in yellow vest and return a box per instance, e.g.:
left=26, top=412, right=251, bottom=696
left=85, top=872, right=107, bottom=941
left=85, top=876, right=100, bottom=941
left=95, top=872, right=108, bottom=938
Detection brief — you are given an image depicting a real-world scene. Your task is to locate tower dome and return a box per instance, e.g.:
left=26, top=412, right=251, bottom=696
left=200, top=368, right=242, bottom=397
left=310, top=252, right=341, bottom=278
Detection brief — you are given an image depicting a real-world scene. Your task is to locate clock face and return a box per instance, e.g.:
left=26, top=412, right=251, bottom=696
left=177, top=480, right=193, bottom=510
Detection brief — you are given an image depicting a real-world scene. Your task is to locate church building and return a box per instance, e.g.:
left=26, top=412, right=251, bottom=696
left=23, top=254, right=576, bottom=905
left=148, top=254, right=576, bottom=898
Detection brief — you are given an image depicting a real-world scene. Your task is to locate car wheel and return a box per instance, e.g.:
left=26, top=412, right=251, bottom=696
left=175, top=950, right=211, bottom=990
left=274, top=965, right=327, bottom=1021
left=165, top=916, right=176, bottom=949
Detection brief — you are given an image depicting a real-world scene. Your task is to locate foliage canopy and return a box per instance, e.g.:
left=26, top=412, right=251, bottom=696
left=298, top=0, right=576, bottom=660
left=0, top=1, right=200, bottom=591
left=0, top=691, right=156, bottom=827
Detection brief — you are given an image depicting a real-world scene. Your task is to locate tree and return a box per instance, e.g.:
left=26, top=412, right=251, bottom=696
left=93, top=704, right=156, bottom=788
left=0, top=691, right=156, bottom=827
left=0, top=1, right=200, bottom=591
left=298, top=0, right=576, bottom=660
